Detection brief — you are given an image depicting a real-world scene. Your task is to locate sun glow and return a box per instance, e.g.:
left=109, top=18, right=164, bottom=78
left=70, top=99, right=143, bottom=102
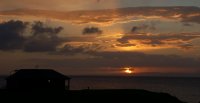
left=124, top=67, right=134, bottom=74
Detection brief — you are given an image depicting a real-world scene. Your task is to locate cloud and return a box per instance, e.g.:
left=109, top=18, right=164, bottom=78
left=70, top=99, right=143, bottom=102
left=58, top=44, right=86, bottom=55
left=24, top=21, right=64, bottom=52
left=0, top=20, right=28, bottom=50
left=1, top=6, right=200, bottom=24
left=57, top=43, right=103, bottom=55
left=0, top=20, right=104, bottom=53
left=0, top=20, right=65, bottom=52
left=82, top=27, right=103, bottom=35
left=131, top=24, right=156, bottom=33
left=31, top=21, right=63, bottom=36
left=117, top=33, right=200, bottom=47
left=181, top=13, right=200, bottom=24
left=178, top=43, right=193, bottom=50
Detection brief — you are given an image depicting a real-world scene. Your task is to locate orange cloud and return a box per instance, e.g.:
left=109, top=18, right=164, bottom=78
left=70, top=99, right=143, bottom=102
left=117, top=32, right=200, bottom=49
left=1, top=6, right=200, bottom=25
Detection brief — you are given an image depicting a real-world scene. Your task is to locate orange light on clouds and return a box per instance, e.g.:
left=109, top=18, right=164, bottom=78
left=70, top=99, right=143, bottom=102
left=119, top=46, right=138, bottom=51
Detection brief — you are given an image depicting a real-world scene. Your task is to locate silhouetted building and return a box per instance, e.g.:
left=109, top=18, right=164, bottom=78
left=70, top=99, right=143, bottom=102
left=6, top=69, right=70, bottom=91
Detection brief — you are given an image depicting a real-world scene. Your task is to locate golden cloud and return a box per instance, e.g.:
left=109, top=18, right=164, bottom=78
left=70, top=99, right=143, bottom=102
left=117, top=32, right=200, bottom=49
left=1, top=6, right=200, bottom=25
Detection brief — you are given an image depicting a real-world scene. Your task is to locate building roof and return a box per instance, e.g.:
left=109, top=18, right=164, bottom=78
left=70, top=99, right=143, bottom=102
left=7, top=69, right=70, bottom=80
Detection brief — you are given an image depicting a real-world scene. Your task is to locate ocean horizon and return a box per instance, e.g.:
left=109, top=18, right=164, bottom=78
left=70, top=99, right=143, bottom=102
left=1, top=76, right=200, bottom=103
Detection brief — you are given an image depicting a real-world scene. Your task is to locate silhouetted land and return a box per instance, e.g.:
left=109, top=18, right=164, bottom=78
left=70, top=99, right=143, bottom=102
left=0, top=89, right=185, bottom=103
left=0, top=69, right=186, bottom=102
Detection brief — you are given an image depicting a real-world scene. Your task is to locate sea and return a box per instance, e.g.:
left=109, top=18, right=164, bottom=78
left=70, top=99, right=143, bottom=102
left=1, top=76, right=200, bottom=103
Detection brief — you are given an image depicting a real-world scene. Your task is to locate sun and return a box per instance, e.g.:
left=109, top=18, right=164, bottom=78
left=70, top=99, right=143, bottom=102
left=124, top=67, right=134, bottom=74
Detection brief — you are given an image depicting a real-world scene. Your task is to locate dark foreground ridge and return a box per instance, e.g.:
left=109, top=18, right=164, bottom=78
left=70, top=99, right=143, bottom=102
left=0, top=89, right=186, bottom=103
left=2, top=69, right=186, bottom=102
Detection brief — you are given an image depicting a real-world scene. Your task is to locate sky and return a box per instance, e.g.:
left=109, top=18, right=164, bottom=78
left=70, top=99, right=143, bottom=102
left=1, top=0, right=200, bottom=76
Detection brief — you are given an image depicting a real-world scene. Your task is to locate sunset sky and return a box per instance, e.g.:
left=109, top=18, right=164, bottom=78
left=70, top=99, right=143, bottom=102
left=0, top=0, right=200, bottom=76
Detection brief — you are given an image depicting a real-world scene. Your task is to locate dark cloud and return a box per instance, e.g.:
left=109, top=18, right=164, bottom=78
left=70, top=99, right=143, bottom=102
left=0, top=20, right=103, bottom=53
left=0, top=20, right=28, bottom=50
left=57, top=43, right=103, bottom=55
left=131, top=26, right=138, bottom=33
left=58, top=44, right=86, bottom=55
left=24, top=21, right=64, bottom=52
left=32, top=21, right=63, bottom=36
left=82, top=27, right=103, bottom=35
left=131, top=24, right=156, bottom=33
left=140, top=39, right=164, bottom=46
left=117, top=33, right=200, bottom=47
left=0, top=20, right=64, bottom=52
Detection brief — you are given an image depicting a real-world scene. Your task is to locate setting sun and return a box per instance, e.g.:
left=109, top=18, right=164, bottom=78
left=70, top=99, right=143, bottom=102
left=124, top=67, right=134, bottom=74
left=0, top=1, right=199, bottom=102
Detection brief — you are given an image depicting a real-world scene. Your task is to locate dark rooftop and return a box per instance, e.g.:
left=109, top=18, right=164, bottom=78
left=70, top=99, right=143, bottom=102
left=7, top=69, right=70, bottom=80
